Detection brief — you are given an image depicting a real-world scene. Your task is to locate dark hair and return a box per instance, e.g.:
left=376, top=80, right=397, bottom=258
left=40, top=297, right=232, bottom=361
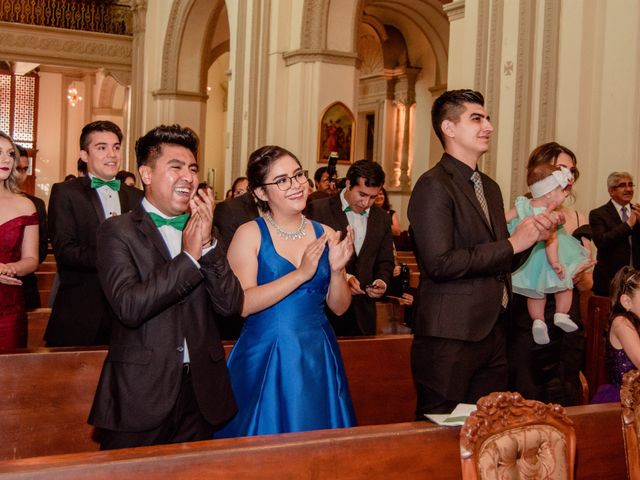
left=526, top=142, right=579, bottom=183
left=526, top=163, right=560, bottom=187
left=77, top=158, right=87, bottom=174
left=17, top=145, right=28, bottom=158
left=64, top=174, right=77, bottom=181
left=314, top=166, right=329, bottom=183
left=345, top=159, right=385, bottom=190
left=79, top=120, right=123, bottom=152
left=377, top=186, right=391, bottom=211
left=608, top=266, right=640, bottom=334
left=246, top=145, right=300, bottom=213
left=115, top=170, right=136, bottom=184
left=431, top=89, right=485, bottom=147
left=231, top=176, right=248, bottom=193
left=135, top=124, right=198, bottom=169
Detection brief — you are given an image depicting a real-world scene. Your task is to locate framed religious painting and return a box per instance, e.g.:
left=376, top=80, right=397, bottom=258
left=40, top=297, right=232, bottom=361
left=318, top=102, right=355, bottom=164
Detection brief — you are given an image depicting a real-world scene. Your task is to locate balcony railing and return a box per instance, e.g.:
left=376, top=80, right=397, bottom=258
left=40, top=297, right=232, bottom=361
left=0, top=0, right=132, bottom=36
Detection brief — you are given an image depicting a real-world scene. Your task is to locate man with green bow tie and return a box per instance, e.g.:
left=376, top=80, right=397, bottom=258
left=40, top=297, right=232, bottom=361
left=308, top=160, right=395, bottom=336
left=89, top=125, right=242, bottom=449
left=46, top=121, right=143, bottom=347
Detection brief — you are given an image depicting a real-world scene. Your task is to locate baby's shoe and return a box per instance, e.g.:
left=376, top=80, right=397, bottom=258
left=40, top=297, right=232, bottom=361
left=554, top=313, right=578, bottom=333
left=532, top=319, right=550, bottom=345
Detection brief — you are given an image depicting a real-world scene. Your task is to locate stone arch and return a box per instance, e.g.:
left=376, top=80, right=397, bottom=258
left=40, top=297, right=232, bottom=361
left=159, top=0, right=229, bottom=96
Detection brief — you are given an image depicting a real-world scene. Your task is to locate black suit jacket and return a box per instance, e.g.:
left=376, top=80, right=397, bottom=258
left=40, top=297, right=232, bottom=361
left=589, top=200, right=640, bottom=296
left=89, top=203, right=242, bottom=432
left=20, top=193, right=47, bottom=309
left=213, top=192, right=259, bottom=252
left=308, top=193, right=395, bottom=335
left=45, top=176, right=143, bottom=346
left=408, top=153, right=524, bottom=341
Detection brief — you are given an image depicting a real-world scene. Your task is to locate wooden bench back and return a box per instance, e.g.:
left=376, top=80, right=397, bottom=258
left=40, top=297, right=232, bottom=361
left=0, top=404, right=624, bottom=480
left=0, top=335, right=415, bottom=460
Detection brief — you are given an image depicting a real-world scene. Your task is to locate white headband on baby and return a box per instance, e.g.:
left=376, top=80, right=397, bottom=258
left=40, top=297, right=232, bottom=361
left=529, top=166, right=572, bottom=198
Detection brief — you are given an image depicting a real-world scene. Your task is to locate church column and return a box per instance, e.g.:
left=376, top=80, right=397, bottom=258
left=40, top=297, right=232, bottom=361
left=129, top=0, right=147, bottom=163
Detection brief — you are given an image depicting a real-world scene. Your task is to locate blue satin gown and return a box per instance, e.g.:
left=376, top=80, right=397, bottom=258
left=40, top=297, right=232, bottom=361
left=216, top=217, right=356, bottom=437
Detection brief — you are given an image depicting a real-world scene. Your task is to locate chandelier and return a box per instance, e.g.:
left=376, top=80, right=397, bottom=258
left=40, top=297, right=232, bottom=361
left=67, top=85, right=83, bottom=107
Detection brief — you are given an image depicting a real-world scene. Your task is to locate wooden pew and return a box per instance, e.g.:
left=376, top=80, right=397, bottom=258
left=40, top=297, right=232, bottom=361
left=0, top=404, right=625, bottom=479
left=26, top=308, right=49, bottom=348
left=0, top=335, right=415, bottom=461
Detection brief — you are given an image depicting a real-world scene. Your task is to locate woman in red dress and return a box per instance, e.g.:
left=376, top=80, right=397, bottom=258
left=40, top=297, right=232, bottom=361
left=0, top=131, right=39, bottom=349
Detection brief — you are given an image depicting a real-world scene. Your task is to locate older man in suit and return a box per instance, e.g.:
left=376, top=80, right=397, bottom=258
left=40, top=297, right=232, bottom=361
left=408, top=90, right=559, bottom=416
left=308, top=160, right=394, bottom=336
left=590, top=171, right=640, bottom=296
left=45, top=121, right=143, bottom=346
left=89, top=125, right=243, bottom=449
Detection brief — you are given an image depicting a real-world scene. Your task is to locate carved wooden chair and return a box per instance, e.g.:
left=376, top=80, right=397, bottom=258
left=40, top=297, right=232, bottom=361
left=621, top=369, right=640, bottom=480
left=460, top=392, right=576, bottom=480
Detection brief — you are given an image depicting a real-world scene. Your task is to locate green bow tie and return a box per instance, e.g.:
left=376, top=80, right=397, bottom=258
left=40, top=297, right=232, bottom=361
left=91, top=177, right=121, bottom=191
left=344, top=206, right=367, bottom=216
left=148, top=212, right=190, bottom=231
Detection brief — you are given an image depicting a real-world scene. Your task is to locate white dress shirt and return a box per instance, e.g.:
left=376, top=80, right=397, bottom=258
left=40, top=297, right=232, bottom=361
left=89, top=173, right=121, bottom=218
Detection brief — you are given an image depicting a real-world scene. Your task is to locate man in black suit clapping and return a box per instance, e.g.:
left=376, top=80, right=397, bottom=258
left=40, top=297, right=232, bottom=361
left=89, top=125, right=242, bottom=449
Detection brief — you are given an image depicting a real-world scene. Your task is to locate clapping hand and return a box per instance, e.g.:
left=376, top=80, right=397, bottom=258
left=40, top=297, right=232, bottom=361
left=190, top=187, right=214, bottom=247
left=0, top=263, right=21, bottom=285
left=298, top=234, right=328, bottom=281
left=327, top=226, right=354, bottom=273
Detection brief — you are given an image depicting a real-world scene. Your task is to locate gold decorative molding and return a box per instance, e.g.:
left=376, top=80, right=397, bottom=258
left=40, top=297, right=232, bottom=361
left=537, top=0, right=560, bottom=144
left=301, top=0, right=330, bottom=50
left=443, top=0, right=465, bottom=22
left=0, top=21, right=132, bottom=71
left=482, top=0, right=503, bottom=178
left=510, top=0, right=536, bottom=202
left=283, top=49, right=360, bottom=67
left=151, top=90, right=208, bottom=101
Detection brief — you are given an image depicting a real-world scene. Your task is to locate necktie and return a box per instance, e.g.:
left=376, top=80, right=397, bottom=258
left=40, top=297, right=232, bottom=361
left=148, top=212, right=190, bottom=231
left=622, top=206, right=633, bottom=265
left=470, top=172, right=491, bottom=226
left=471, top=172, right=508, bottom=307
left=344, top=206, right=367, bottom=216
left=91, top=177, right=121, bottom=191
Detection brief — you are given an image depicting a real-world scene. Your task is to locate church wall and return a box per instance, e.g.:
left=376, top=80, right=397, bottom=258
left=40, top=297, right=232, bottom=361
left=447, top=0, right=640, bottom=218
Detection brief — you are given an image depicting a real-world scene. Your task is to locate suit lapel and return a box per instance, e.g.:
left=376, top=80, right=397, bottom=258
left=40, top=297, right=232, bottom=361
left=133, top=205, right=171, bottom=262
left=83, top=176, right=106, bottom=223
left=360, top=208, right=380, bottom=256
left=605, top=201, right=621, bottom=224
left=442, top=158, right=495, bottom=237
left=330, top=195, right=350, bottom=233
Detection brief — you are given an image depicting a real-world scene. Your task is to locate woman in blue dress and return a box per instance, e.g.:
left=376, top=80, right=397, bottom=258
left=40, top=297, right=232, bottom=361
left=507, top=164, right=591, bottom=345
left=216, top=145, right=356, bottom=437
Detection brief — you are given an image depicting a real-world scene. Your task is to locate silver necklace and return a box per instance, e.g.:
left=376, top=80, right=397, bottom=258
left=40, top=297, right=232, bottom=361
left=263, top=212, right=308, bottom=240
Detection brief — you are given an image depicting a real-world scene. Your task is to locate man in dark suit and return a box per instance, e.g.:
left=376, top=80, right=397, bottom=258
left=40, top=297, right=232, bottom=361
left=213, top=191, right=259, bottom=252
left=89, top=124, right=242, bottom=449
left=15, top=145, right=47, bottom=310
left=308, top=160, right=394, bottom=336
left=590, top=171, right=640, bottom=296
left=408, top=89, right=559, bottom=416
left=45, top=121, right=143, bottom=346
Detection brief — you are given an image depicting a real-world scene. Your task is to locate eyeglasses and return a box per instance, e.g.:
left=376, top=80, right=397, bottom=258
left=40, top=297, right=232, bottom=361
left=614, top=182, right=635, bottom=189
left=262, top=171, right=308, bottom=191
left=15, top=167, right=29, bottom=173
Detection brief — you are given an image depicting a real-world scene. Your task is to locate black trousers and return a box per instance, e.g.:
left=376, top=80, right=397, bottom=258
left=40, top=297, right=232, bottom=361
left=99, top=365, right=214, bottom=450
left=411, top=318, right=508, bottom=417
